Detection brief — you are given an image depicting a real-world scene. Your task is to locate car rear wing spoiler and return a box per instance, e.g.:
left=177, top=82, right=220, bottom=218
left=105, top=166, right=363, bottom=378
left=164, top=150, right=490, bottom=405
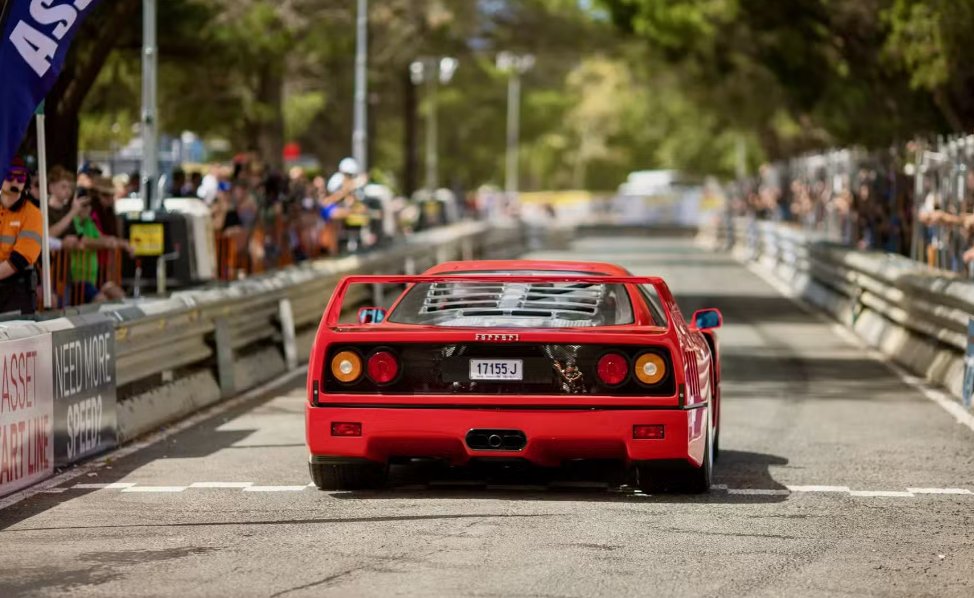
left=324, top=274, right=671, bottom=328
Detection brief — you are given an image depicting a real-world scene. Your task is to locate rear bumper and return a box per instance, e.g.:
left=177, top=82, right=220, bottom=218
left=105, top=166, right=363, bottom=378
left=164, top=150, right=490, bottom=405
left=306, top=404, right=708, bottom=468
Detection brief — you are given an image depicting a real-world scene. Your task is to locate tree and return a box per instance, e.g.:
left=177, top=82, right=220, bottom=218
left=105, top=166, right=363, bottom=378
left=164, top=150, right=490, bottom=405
left=884, top=0, right=974, bottom=131
left=599, top=0, right=951, bottom=161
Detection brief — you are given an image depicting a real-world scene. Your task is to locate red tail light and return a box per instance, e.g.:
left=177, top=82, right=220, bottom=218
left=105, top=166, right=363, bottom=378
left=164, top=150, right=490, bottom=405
left=596, top=352, right=628, bottom=386
left=367, top=350, right=400, bottom=385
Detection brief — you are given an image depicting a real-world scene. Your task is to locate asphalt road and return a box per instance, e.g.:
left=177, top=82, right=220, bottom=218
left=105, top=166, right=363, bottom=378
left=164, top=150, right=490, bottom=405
left=2, top=234, right=974, bottom=598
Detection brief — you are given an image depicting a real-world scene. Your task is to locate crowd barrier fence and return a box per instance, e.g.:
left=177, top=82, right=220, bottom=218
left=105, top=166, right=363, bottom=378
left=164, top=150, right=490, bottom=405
left=37, top=247, right=125, bottom=308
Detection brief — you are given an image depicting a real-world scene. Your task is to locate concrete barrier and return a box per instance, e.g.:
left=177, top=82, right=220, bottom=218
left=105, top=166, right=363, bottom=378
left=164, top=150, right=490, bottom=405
left=700, top=217, right=973, bottom=404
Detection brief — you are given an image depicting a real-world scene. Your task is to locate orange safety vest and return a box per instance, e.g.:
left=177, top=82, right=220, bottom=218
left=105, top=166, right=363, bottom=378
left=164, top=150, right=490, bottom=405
left=0, top=195, right=43, bottom=271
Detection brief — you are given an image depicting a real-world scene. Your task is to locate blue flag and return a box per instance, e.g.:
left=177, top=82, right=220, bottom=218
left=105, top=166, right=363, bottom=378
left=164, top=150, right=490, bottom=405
left=0, top=0, right=103, bottom=175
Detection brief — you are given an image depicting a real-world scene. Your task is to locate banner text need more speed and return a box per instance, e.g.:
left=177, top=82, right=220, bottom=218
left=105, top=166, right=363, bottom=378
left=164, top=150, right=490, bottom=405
left=53, top=330, right=112, bottom=401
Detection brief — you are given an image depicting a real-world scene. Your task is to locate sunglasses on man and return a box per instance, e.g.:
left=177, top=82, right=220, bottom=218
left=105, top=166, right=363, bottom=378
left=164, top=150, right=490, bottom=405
left=4, top=169, right=28, bottom=184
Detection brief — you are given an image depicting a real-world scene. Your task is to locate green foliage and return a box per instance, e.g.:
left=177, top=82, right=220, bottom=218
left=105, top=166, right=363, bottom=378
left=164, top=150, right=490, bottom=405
left=601, top=0, right=974, bottom=164
left=284, top=92, right=327, bottom=141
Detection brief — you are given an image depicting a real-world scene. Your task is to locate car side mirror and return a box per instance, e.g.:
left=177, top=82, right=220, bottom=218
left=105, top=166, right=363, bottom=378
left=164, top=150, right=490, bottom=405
left=357, top=307, right=387, bottom=324
left=691, top=308, right=722, bottom=331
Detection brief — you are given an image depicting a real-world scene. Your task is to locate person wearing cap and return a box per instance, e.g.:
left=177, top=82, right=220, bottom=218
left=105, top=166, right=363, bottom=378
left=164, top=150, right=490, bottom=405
left=323, top=157, right=370, bottom=253
left=90, top=176, right=124, bottom=238
left=0, top=157, right=44, bottom=315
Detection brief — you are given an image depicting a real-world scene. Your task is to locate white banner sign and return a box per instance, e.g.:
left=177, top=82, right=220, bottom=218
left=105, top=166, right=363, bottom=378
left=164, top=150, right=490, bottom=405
left=0, top=333, right=54, bottom=497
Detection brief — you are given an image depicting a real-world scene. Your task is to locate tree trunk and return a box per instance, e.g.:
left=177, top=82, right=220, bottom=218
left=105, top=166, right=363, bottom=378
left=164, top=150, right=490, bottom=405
left=45, top=110, right=81, bottom=172
left=255, top=59, right=286, bottom=173
left=402, top=68, right=418, bottom=196
left=934, top=88, right=965, bottom=133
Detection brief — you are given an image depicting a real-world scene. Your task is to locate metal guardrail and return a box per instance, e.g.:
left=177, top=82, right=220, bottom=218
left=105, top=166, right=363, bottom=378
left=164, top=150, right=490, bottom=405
left=702, top=217, right=972, bottom=401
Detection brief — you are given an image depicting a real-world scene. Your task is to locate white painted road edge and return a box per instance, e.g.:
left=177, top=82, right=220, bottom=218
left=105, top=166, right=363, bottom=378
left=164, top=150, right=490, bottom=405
left=744, top=261, right=974, bottom=435
left=36, top=481, right=974, bottom=498
left=0, top=366, right=310, bottom=512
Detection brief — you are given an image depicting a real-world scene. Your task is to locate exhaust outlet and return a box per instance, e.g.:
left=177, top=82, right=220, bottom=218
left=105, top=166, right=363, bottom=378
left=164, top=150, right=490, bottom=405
left=466, top=429, right=527, bottom=451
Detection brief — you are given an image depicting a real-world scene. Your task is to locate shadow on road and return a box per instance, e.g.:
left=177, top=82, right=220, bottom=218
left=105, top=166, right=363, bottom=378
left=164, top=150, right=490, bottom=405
left=720, top=353, right=902, bottom=385
left=0, top=385, right=278, bottom=532
left=332, top=449, right=791, bottom=504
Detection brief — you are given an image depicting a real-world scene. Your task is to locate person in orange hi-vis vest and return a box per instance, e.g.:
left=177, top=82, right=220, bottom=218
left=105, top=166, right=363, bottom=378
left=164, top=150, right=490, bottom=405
left=0, top=156, right=43, bottom=316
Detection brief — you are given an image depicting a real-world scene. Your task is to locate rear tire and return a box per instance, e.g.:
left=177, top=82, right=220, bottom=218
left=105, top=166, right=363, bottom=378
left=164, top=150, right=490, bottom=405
left=679, top=426, right=713, bottom=494
left=309, top=461, right=388, bottom=491
left=635, top=426, right=713, bottom=495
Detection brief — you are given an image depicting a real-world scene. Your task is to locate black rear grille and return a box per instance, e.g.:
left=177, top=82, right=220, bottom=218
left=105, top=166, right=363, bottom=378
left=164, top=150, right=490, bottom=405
left=323, top=344, right=674, bottom=396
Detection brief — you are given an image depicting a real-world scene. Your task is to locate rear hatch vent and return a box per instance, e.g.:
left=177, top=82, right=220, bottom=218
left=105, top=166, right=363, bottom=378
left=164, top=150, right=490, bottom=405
left=422, top=281, right=606, bottom=320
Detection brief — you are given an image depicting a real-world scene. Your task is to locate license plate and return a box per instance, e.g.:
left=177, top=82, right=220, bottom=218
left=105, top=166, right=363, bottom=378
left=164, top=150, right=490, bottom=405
left=469, top=359, right=523, bottom=381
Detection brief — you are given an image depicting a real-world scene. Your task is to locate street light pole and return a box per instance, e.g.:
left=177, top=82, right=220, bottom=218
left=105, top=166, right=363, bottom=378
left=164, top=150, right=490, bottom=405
left=352, top=0, right=368, bottom=172
left=497, top=53, right=534, bottom=210
left=505, top=72, right=521, bottom=204
left=141, top=0, right=159, bottom=210
left=410, top=57, right=458, bottom=194
left=425, top=64, right=438, bottom=193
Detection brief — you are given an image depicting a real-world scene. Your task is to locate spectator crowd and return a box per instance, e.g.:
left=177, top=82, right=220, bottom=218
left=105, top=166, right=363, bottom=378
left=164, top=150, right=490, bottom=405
left=1, top=151, right=487, bottom=316
left=725, top=141, right=974, bottom=277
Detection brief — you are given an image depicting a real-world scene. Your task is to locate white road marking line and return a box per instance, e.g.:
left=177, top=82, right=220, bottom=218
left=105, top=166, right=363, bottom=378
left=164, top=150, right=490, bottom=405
left=242, top=485, right=308, bottom=492
left=73, top=482, right=136, bottom=490
left=907, top=487, right=973, bottom=495
left=744, top=261, right=974, bottom=435
left=884, top=360, right=974, bottom=433
left=0, top=366, right=309, bottom=512
left=189, top=482, right=254, bottom=489
left=28, top=481, right=974, bottom=498
left=849, top=490, right=915, bottom=498
left=726, top=489, right=791, bottom=496
left=786, top=485, right=850, bottom=493
left=121, top=486, right=187, bottom=493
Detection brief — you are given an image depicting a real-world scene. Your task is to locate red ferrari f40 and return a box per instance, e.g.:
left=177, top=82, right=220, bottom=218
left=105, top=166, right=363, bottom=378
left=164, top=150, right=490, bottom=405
left=306, top=260, right=722, bottom=493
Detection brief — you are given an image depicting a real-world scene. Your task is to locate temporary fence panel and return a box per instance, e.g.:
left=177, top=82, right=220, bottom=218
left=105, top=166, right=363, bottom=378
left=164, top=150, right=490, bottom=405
left=39, top=248, right=125, bottom=309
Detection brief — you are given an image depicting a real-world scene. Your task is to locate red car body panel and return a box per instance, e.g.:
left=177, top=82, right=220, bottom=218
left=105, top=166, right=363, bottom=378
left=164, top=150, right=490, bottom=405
left=306, top=260, right=719, bottom=471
